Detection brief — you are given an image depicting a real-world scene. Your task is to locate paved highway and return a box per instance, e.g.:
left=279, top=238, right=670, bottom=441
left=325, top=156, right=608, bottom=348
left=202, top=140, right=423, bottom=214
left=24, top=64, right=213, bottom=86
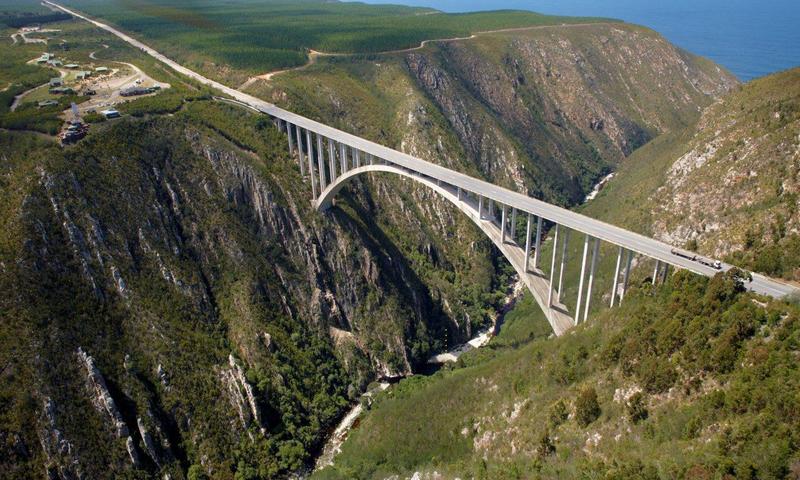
left=48, top=1, right=799, bottom=300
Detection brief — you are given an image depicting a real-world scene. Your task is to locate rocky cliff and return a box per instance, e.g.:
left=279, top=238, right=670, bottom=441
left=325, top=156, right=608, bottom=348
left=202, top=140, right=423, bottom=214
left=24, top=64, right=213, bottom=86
left=647, top=68, right=800, bottom=273
left=0, top=109, right=467, bottom=478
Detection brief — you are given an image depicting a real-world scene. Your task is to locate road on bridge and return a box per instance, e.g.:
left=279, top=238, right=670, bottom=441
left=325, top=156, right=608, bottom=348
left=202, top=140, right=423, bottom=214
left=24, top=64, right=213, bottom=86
left=47, top=1, right=799, bottom=301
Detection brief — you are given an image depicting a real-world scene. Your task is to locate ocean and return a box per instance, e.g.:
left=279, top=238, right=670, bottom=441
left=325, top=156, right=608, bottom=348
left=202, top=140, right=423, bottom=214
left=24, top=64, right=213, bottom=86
left=361, top=0, right=800, bottom=81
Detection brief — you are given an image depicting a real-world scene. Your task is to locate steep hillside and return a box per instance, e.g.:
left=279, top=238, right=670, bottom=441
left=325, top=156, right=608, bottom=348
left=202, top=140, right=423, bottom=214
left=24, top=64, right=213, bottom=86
left=0, top=104, right=504, bottom=478
left=314, top=63, right=800, bottom=480
left=316, top=269, right=800, bottom=479
left=253, top=23, right=736, bottom=206
left=584, top=68, right=800, bottom=282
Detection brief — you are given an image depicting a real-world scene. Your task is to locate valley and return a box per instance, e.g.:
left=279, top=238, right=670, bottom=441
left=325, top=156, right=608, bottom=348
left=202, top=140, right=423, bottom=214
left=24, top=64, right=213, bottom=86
left=0, top=1, right=798, bottom=479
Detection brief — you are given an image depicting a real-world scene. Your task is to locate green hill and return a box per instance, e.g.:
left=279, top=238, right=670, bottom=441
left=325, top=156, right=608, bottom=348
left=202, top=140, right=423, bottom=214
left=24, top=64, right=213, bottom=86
left=62, top=0, right=609, bottom=84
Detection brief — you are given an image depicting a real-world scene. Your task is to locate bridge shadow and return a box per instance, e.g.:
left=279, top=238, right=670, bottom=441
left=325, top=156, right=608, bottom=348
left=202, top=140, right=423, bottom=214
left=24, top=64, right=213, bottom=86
left=323, top=184, right=459, bottom=367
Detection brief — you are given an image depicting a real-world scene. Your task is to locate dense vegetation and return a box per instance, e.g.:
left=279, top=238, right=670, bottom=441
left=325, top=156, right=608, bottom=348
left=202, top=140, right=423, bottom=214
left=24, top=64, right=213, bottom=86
left=1, top=12, right=71, bottom=28
left=317, top=269, right=800, bottom=479
left=63, top=0, right=607, bottom=82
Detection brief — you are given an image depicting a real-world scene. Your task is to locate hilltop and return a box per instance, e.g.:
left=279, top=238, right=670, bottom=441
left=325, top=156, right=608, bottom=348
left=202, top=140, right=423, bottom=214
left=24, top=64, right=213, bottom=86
left=61, top=0, right=609, bottom=84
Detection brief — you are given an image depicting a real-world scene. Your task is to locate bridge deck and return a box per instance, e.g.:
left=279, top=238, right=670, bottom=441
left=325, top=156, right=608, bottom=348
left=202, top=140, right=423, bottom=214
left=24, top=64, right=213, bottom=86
left=49, top=0, right=800, bottom=303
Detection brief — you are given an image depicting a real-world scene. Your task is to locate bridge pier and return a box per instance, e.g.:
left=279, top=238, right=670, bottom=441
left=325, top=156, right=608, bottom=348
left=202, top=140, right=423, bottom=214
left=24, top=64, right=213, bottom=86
left=621, top=250, right=633, bottom=301
left=557, top=228, right=569, bottom=303
left=328, top=138, right=337, bottom=182
left=316, top=134, right=326, bottom=190
left=652, top=260, right=661, bottom=285
left=305, top=130, right=318, bottom=198
left=610, top=246, right=623, bottom=307
left=287, top=122, right=295, bottom=156
left=478, top=196, right=484, bottom=220
left=295, top=125, right=305, bottom=176
left=340, top=143, right=348, bottom=174
left=583, top=237, right=600, bottom=322
left=501, top=205, right=508, bottom=243
left=575, top=235, right=590, bottom=324
left=533, top=216, right=543, bottom=269
left=524, top=213, right=533, bottom=272
left=547, top=224, right=560, bottom=306
left=510, top=207, right=517, bottom=243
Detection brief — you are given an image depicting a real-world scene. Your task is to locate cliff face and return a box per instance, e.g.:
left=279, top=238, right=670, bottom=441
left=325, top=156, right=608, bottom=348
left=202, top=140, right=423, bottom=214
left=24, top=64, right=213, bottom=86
left=0, top=112, right=461, bottom=478
left=254, top=23, right=736, bottom=204
left=241, top=22, right=737, bottom=367
left=648, top=68, right=800, bottom=263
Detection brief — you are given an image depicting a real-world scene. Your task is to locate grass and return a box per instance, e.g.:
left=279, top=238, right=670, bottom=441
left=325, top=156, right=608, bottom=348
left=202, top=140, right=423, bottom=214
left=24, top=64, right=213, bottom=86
left=61, top=0, right=610, bottom=83
left=316, top=270, right=800, bottom=479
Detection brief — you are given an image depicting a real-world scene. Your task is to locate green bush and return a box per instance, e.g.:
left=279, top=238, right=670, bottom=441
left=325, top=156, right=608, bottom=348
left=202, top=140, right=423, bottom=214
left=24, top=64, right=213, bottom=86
left=625, top=392, right=648, bottom=423
left=575, top=386, right=601, bottom=427
left=548, top=398, right=569, bottom=427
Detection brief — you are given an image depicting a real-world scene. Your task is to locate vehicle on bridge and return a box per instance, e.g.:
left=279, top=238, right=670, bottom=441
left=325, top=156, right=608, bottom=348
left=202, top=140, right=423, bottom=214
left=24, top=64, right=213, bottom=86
left=671, top=248, right=721, bottom=269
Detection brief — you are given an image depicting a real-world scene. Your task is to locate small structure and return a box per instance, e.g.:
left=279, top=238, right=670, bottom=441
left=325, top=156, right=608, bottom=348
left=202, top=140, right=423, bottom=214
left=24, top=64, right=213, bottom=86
left=38, top=100, right=59, bottom=108
left=47, top=59, right=63, bottom=67
left=36, top=53, right=52, bottom=63
left=94, top=66, right=109, bottom=73
left=49, top=77, right=63, bottom=87
left=64, top=63, right=79, bottom=69
left=76, top=71, right=92, bottom=80
left=101, top=109, right=120, bottom=119
left=120, top=86, right=154, bottom=97
left=49, top=87, right=75, bottom=95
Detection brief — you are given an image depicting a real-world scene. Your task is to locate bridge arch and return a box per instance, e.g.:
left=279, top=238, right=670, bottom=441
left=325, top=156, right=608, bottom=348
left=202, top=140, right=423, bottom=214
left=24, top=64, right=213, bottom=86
left=314, top=163, right=577, bottom=335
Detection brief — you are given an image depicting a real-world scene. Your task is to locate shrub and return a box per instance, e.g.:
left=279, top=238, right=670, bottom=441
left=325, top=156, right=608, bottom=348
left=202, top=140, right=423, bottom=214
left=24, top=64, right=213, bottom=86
left=575, top=386, right=601, bottom=426
left=625, top=392, right=648, bottom=423
left=548, top=399, right=569, bottom=427
left=536, top=429, right=556, bottom=458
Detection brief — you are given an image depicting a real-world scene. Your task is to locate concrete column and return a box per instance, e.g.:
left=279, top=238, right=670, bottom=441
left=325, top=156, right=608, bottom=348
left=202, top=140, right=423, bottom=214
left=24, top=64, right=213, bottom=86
left=652, top=260, right=661, bottom=285
left=533, top=216, right=543, bottom=269
left=575, top=235, right=590, bottom=324
left=501, top=205, right=508, bottom=243
left=510, top=208, right=517, bottom=243
left=316, top=134, right=326, bottom=190
left=557, top=228, right=570, bottom=303
left=457, top=187, right=462, bottom=201
left=369, top=153, right=374, bottom=165
left=478, top=196, right=484, bottom=220
left=488, top=199, right=494, bottom=222
left=287, top=122, right=294, bottom=156
left=611, top=246, right=623, bottom=307
left=353, top=148, right=360, bottom=168
left=583, top=238, right=600, bottom=323
left=621, top=250, right=633, bottom=301
left=340, top=143, right=348, bottom=174
left=661, top=264, right=669, bottom=283
left=295, top=125, right=305, bottom=176
left=548, top=224, right=560, bottom=306
left=524, top=213, right=533, bottom=273
left=305, top=130, right=317, bottom=198
left=328, top=138, right=336, bottom=181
